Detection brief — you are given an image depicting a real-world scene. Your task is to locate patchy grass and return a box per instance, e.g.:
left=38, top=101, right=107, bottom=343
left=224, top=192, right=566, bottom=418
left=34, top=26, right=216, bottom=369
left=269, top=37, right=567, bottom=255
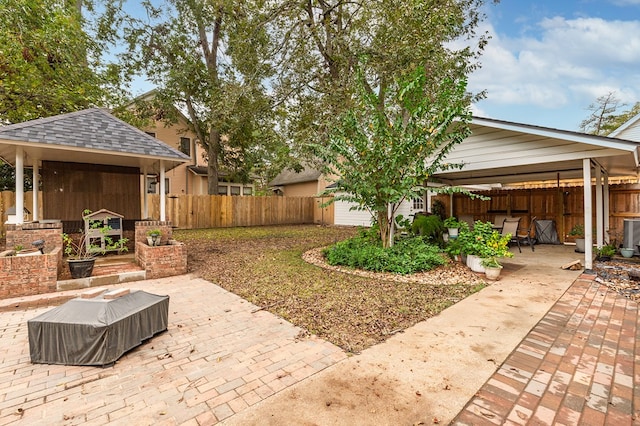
left=174, top=225, right=486, bottom=353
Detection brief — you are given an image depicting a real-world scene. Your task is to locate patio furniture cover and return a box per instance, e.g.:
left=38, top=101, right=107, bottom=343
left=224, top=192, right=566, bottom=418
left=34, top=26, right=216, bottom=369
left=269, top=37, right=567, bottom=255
left=28, top=291, right=169, bottom=366
left=535, top=219, right=561, bottom=244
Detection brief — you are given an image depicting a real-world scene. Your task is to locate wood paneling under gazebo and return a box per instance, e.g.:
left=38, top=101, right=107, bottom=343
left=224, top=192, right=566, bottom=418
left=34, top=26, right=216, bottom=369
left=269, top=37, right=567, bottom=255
left=42, top=161, right=141, bottom=225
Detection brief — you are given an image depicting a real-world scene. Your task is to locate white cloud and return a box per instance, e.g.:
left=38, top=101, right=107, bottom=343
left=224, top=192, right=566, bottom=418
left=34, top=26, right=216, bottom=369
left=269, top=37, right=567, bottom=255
left=469, top=17, right=640, bottom=112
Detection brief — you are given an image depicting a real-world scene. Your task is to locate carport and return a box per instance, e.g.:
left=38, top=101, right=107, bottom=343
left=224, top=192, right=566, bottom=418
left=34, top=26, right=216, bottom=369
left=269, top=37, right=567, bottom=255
left=432, top=116, right=640, bottom=270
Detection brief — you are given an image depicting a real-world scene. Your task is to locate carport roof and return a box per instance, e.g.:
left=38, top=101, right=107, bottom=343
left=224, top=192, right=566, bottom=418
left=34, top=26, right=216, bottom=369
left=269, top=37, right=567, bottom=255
left=0, top=108, right=190, bottom=172
left=431, top=116, right=640, bottom=186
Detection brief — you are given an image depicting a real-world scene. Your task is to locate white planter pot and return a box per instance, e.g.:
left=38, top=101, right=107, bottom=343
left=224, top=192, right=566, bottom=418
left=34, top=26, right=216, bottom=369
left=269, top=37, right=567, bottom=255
left=484, top=266, right=503, bottom=281
left=575, top=238, right=585, bottom=253
left=466, top=254, right=485, bottom=273
left=448, top=228, right=459, bottom=239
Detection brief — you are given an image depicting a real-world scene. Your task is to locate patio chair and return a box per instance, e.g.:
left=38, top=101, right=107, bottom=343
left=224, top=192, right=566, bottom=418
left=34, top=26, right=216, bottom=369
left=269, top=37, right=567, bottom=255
left=517, top=217, right=537, bottom=252
left=493, top=214, right=512, bottom=232
left=501, top=217, right=523, bottom=253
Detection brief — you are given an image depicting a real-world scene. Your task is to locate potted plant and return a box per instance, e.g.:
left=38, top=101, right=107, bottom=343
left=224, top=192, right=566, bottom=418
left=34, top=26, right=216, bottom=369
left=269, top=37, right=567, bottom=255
left=443, top=217, right=461, bottom=239
left=63, top=210, right=129, bottom=279
left=596, top=244, right=616, bottom=261
left=147, top=229, right=162, bottom=246
left=481, top=256, right=503, bottom=280
left=569, top=224, right=585, bottom=253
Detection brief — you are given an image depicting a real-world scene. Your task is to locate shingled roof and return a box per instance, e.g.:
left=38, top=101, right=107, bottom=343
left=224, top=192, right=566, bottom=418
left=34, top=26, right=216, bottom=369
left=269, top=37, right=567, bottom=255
left=269, top=166, right=322, bottom=186
left=0, top=108, right=190, bottom=171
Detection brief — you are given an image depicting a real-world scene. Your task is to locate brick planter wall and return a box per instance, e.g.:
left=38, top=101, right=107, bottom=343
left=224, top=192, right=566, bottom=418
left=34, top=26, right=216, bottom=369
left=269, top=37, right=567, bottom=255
left=6, top=222, right=63, bottom=254
left=135, top=241, right=187, bottom=280
left=134, top=221, right=173, bottom=246
left=0, top=247, right=61, bottom=299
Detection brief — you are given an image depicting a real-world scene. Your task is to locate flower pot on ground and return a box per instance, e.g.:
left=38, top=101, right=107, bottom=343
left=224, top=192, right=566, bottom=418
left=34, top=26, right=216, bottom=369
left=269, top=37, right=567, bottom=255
left=67, top=258, right=96, bottom=279
left=569, top=224, right=585, bottom=253
left=620, top=248, right=634, bottom=258
left=443, top=217, right=460, bottom=240
left=484, top=265, right=503, bottom=280
left=466, top=254, right=485, bottom=273
left=62, top=209, right=129, bottom=278
left=481, top=257, right=503, bottom=280
left=596, top=244, right=616, bottom=261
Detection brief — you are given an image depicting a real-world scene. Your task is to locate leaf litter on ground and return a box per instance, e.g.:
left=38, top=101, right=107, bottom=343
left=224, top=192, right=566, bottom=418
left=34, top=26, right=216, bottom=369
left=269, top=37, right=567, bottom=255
left=174, top=225, right=487, bottom=354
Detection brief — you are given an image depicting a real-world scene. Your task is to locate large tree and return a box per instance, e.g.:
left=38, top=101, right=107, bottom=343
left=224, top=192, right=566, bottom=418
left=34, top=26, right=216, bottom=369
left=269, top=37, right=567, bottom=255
left=274, top=0, right=495, bottom=246
left=0, top=0, right=117, bottom=125
left=271, top=0, right=493, bottom=161
left=579, top=92, right=640, bottom=136
left=115, top=0, right=283, bottom=194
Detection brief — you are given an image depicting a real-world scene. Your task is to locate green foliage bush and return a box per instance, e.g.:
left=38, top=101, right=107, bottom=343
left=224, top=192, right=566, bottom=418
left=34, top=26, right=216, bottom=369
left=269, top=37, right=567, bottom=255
left=411, top=214, right=444, bottom=243
left=323, top=234, right=447, bottom=274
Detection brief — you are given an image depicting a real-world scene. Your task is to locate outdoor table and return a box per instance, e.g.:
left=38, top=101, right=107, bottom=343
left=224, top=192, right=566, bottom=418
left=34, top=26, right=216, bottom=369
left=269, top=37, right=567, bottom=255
left=28, top=290, right=169, bottom=366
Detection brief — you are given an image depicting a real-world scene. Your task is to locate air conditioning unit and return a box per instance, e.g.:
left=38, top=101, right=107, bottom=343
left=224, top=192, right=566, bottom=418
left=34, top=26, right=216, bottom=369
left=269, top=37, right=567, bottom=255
left=622, top=219, right=640, bottom=254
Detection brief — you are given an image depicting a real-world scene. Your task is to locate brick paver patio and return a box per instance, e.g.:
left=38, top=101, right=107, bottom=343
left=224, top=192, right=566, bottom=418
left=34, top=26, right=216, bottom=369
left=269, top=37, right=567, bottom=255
left=453, top=273, right=640, bottom=425
left=0, top=276, right=347, bottom=425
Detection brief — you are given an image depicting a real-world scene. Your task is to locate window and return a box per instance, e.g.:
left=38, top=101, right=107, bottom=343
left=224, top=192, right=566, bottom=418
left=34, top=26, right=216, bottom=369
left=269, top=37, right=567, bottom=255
left=218, top=185, right=228, bottom=195
left=243, top=187, right=253, bottom=196
left=164, top=178, right=170, bottom=194
left=230, top=186, right=241, bottom=195
left=180, top=137, right=191, bottom=156
left=412, top=197, right=424, bottom=211
left=146, top=176, right=157, bottom=194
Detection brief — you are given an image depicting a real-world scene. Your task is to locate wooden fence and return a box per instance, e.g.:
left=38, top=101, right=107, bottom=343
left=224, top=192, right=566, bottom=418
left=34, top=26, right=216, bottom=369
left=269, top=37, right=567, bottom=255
left=433, top=183, right=640, bottom=243
left=146, top=195, right=332, bottom=229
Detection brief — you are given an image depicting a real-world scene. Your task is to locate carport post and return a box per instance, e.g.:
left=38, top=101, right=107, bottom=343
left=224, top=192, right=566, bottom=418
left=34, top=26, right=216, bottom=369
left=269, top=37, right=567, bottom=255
left=142, top=166, right=149, bottom=219
left=604, top=173, right=610, bottom=243
left=595, top=167, right=603, bottom=247
left=32, top=160, right=39, bottom=221
left=583, top=159, right=593, bottom=271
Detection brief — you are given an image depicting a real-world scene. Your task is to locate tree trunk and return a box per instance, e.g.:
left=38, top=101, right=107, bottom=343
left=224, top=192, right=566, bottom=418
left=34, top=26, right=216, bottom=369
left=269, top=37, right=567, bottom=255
left=207, top=129, right=221, bottom=195
left=378, top=210, right=391, bottom=248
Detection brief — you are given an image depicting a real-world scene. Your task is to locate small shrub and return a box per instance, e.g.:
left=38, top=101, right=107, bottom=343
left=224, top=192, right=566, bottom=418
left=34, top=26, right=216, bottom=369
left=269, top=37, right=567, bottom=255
left=411, top=214, right=444, bottom=243
left=323, top=235, right=447, bottom=274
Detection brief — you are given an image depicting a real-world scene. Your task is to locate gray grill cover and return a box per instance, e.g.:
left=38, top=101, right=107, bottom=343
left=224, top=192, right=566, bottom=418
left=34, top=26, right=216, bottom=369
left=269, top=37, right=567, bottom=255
left=28, top=291, right=169, bottom=366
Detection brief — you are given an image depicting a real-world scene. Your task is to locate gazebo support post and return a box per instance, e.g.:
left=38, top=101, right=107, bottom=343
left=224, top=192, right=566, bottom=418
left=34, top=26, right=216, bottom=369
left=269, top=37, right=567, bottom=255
left=159, top=161, right=166, bottom=221
left=15, top=147, right=24, bottom=224
left=32, top=161, right=39, bottom=222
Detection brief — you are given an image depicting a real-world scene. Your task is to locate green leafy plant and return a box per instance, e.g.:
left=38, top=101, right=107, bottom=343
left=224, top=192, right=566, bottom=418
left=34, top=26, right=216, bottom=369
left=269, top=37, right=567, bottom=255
left=597, top=244, right=616, bottom=258
left=323, top=235, right=447, bottom=274
left=411, top=214, right=444, bottom=243
left=63, top=209, right=129, bottom=259
left=568, top=224, right=584, bottom=238
left=481, top=256, right=502, bottom=268
left=458, top=221, right=513, bottom=261
left=443, top=217, right=460, bottom=229
left=147, top=229, right=161, bottom=237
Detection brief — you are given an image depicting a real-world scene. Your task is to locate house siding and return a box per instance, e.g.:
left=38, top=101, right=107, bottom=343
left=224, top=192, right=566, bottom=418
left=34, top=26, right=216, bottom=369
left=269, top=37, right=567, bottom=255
left=142, top=118, right=205, bottom=195
left=333, top=198, right=416, bottom=227
left=614, top=120, right=640, bottom=142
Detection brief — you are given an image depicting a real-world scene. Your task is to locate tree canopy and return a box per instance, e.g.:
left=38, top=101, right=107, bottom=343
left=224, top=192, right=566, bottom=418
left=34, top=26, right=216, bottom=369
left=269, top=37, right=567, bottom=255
left=0, top=0, right=117, bottom=125
left=112, top=0, right=286, bottom=194
left=580, top=92, right=640, bottom=136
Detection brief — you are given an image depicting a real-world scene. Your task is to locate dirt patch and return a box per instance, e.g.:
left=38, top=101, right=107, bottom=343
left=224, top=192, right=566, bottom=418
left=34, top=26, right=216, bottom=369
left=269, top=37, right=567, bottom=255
left=176, top=225, right=486, bottom=353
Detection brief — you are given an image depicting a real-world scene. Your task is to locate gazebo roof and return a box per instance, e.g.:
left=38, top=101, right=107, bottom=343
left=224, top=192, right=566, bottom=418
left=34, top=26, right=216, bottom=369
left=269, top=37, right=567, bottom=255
left=0, top=108, right=190, bottom=172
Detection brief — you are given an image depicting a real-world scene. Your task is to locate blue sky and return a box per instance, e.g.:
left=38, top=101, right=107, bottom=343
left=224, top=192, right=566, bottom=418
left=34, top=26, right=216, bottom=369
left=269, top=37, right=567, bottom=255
left=469, top=0, right=640, bottom=131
